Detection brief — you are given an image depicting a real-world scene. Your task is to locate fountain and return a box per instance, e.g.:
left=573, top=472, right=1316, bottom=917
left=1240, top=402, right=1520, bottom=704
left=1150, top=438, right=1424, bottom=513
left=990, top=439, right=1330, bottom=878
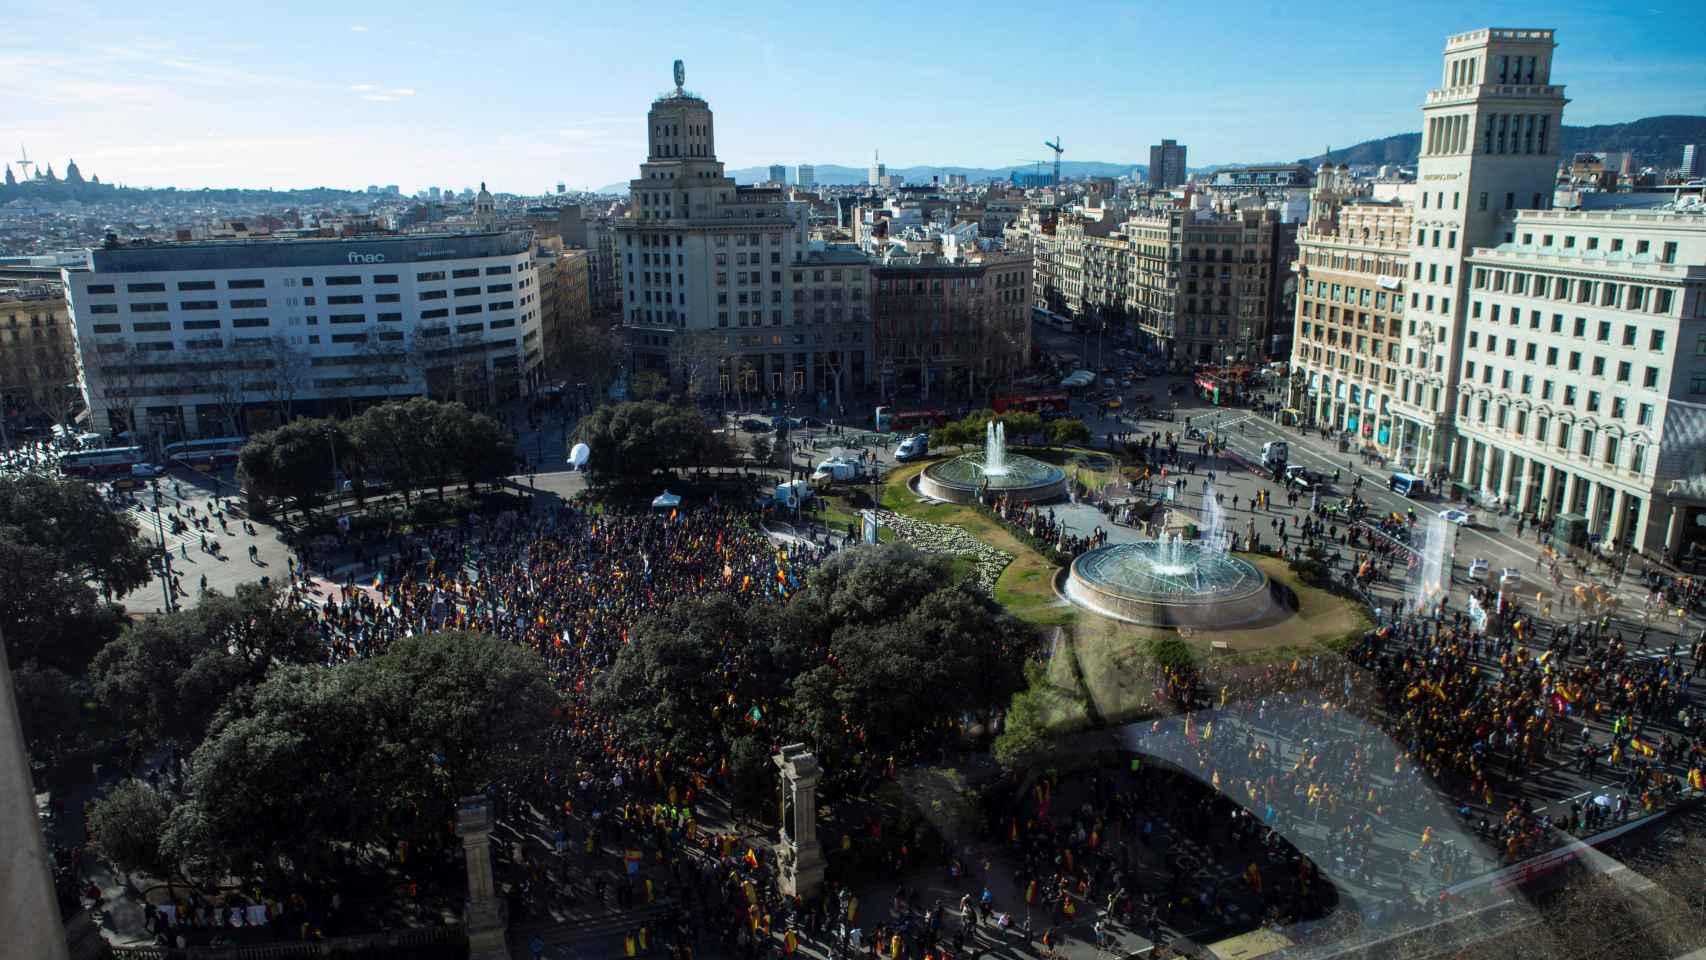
left=984, top=421, right=1008, bottom=476
left=1406, top=511, right=1454, bottom=614
left=1061, top=483, right=1284, bottom=629
left=1201, top=483, right=1227, bottom=554
left=916, top=420, right=1069, bottom=505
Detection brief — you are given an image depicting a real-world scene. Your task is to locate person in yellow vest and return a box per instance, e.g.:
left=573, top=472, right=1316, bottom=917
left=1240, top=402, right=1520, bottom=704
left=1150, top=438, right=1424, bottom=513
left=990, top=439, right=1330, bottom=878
left=847, top=896, right=858, bottom=922
left=639, top=926, right=651, bottom=953
left=624, top=931, right=638, bottom=957
left=890, top=933, right=902, bottom=958
left=645, top=878, right=655, bottom=903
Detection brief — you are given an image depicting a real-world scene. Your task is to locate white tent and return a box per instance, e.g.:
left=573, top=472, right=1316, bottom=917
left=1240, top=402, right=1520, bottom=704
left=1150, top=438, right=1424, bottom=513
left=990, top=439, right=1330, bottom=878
left=651, top=491, right=682, bottom=510
left=569, top=442, right=590, bottom=469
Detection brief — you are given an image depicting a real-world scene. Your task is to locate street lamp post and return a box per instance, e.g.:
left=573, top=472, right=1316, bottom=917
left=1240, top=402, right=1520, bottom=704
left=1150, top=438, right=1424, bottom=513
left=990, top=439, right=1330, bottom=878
left=149, top=479, right=175, bottom=612
left=325, top=428, right=341, bottom=501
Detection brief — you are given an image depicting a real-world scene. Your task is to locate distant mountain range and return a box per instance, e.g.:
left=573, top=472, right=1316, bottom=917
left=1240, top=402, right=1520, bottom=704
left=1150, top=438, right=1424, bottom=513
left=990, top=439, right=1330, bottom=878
left=593, top=115, right=1706, bottom=194
left=1303, top=115, right=1706, bottom=170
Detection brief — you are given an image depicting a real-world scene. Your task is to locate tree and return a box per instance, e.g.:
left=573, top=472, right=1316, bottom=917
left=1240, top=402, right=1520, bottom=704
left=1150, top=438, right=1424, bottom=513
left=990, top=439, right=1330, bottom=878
left=90, top=584, right=321, bottom=748
left=1000, top=411, right=1044, bottom=445
left=432, top=402, right=517, bottom=493
left=247, top=336, right=312, bottom=424
left=575, top=400, right=718, bottom=486
left=1047, top=417, right=1091, bottom=448
left=365, top=631, right=558, bottom=800
left=596, top=596, right=801, bottom=761
left=348, top=398, right=447, bottom=505
left=11, top=660, right=82, bottom=759
left=237, top=418, right=352, bottom=516
left=553, top=320, right=623, bottom=400
left=782, top=545, right=1029, bottom=762
left=169, top=632, right=555, bottom=880
left=0, top=474, right=151, bottom=597
left=929, top=420, right=976, bottom=453
left=88, top=779, right=173, bottom=882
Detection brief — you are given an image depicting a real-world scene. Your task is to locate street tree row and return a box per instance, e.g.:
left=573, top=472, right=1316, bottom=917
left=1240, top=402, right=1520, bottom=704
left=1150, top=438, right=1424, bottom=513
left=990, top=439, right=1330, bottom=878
left=237, top=397, right=516, bottom=517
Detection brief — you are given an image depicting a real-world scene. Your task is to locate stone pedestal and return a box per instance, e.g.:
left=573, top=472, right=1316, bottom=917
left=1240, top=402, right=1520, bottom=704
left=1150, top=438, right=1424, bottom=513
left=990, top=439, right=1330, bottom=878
left=773, top=744, right=826, bottom=900
left=456, top=796, right=509, bottom=960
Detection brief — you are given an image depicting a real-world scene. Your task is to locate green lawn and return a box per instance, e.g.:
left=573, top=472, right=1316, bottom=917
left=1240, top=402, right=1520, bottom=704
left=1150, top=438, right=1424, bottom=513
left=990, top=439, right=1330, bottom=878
left=881, top=461, right=1076, bottom=626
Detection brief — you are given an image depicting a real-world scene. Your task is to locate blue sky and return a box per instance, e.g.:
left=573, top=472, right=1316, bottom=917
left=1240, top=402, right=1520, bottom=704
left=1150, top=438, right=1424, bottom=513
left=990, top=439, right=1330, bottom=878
left=10, top=0, right=1703, bottom=194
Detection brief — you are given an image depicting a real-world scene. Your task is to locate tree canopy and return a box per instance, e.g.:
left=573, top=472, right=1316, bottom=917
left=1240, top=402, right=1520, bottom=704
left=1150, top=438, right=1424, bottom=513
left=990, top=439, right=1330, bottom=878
left=167, top=631, right=556, bottom=880
left=237, top=417, right=351, bottom=516
left=596, top=543, right=1032, bottom=776
left=90, top=584, right=322, bottom=748
left=0, top=474, right=151, bottom=597
left=575, top=400, right=729, bottom=485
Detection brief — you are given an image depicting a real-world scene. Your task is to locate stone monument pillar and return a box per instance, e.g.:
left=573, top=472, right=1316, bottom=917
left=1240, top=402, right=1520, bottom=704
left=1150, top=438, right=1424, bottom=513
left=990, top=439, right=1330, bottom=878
left=772, top=744, right=826, bottom=900
left=456, top=796, right=509, bottom=960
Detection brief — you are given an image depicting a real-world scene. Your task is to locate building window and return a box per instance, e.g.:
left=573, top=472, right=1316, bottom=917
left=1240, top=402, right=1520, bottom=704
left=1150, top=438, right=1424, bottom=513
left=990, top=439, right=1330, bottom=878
left=228, top=278, right=266, bottom=289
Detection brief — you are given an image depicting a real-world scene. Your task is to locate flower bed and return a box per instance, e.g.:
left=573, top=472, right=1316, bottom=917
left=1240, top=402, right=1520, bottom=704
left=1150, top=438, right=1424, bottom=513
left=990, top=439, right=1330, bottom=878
left=876, top=510, right=1013, bottom=596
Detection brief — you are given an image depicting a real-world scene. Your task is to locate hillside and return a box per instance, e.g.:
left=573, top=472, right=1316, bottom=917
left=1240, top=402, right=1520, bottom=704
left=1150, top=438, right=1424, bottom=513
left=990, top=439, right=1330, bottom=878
left=1303, top=115, right=1706, bottom=169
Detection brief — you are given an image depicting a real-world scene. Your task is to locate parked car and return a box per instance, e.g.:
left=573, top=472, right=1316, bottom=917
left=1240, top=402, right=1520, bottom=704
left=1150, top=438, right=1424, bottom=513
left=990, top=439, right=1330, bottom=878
left=739, top=418, right=771, bottom=433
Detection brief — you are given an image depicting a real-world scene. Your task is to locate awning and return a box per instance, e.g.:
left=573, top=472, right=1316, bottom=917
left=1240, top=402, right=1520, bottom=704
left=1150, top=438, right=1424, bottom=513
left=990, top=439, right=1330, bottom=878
left=651, top=491, right=682, bottom=509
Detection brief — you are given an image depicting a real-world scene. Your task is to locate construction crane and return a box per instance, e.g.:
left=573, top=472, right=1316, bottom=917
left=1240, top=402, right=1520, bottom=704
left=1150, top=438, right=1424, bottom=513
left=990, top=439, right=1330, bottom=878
left=14, top=145, right=33, bottom=181
left=1043, top=137, right=1064, bottom=187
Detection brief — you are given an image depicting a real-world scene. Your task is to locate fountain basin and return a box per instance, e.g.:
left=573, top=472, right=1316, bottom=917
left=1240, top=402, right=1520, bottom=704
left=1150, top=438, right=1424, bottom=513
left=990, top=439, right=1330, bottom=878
left=1063, top=541, right=1286, bottom=629
left=917, top=451, right=1069, bottom=505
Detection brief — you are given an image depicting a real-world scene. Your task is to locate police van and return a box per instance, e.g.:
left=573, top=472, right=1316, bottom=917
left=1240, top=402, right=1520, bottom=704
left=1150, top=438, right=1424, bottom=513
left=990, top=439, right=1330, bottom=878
left=1388, top=472, right=1425, bottom=497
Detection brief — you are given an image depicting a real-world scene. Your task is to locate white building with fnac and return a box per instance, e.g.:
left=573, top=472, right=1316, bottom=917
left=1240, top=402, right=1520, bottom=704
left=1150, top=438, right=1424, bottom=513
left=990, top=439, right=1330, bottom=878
left=63, top=230, right=543, bottom=438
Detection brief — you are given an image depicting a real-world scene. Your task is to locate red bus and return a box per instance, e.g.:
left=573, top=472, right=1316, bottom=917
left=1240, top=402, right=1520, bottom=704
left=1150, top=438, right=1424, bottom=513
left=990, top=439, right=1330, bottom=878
left=993, top=392, right=1070, bottom=415
left=59, top=446, right=145, bottom=477
left=874, top=406, right=950, bottom=432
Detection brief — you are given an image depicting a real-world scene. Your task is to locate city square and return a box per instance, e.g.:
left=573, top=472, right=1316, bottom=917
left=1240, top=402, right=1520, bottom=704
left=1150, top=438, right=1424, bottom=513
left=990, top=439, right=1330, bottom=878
left=4, top=11, right=1706, bottom=960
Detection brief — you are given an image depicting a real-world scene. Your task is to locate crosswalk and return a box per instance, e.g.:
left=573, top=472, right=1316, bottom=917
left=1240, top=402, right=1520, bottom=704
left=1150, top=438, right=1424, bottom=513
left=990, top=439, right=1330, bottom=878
left=125, top=507, right=202, bottom=551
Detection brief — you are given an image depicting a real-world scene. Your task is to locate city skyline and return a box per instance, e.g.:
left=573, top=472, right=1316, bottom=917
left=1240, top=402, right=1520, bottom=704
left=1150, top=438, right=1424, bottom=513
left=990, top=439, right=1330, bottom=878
left=9, top=0, right=1706, bottom=194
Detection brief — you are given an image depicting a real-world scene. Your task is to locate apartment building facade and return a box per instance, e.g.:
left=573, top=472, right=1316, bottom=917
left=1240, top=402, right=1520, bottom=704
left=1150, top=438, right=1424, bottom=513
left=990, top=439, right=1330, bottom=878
left=871, top=253, right=1033, bottom=402
left=63, top=231, right=541, bottom=438
left=1291, top=166, right=1414, bottom=450
left=0, top=281, right=79, bottom=433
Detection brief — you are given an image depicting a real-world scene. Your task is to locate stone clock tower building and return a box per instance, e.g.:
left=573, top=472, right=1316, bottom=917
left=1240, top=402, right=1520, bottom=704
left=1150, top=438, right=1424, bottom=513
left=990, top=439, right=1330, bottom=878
left=1389, top=28, right=1567, bottom=476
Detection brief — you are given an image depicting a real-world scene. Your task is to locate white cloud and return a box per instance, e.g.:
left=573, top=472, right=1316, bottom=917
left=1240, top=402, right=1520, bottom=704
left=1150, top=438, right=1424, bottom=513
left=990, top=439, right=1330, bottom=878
left=350, top=24, right=368, bottom=32
left=354, top=85, right=414, bottom=103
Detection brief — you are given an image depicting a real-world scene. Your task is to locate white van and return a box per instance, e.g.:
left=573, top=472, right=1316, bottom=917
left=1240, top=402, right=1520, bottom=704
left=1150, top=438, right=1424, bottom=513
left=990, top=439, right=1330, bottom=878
left=1389, top=472, right=1425, bottom=497
left=895, top=434, right=929, bottom=462
left=1262, top=441, right=1289, bottom=470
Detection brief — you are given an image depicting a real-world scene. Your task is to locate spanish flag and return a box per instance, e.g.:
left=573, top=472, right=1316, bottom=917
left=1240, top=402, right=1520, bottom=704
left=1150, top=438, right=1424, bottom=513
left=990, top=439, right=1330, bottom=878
left=1689, top=769, right=1704, bottom=792
left=1631, top=738, right=1656, bottom=759
left=785, top=931, right=798, bottom=955
left=1062, top=897, right=1077, bottom=919
left=1421, top=826, right=1434, bottom=846
left=743, top=847, right=760, bottom=870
